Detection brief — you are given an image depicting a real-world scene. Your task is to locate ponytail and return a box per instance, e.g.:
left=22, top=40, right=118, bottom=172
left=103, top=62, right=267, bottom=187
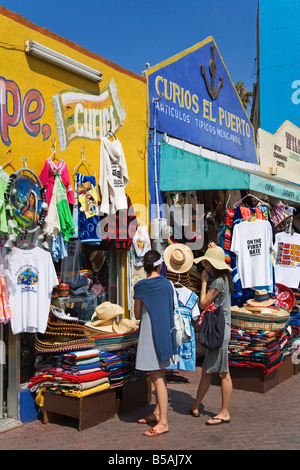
left=143, top=250, right=162, bottom=274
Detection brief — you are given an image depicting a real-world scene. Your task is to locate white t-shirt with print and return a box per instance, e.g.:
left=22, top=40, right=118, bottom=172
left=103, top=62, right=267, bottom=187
left=273, top=231, right=300, bottom=289
left=230, top=219, right=273, bottom=289
left=7, top=246, right=58, bottom=334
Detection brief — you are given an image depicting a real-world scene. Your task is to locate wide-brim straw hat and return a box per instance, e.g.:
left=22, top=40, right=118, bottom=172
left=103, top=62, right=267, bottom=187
left=247, top=289, right=276, bottom=307
left=163, top=244, right=194, bottom=273
left=231, top=305, right=290, bottom=331
left=84, top=321, right=115, bottom=335
left=112, top=318, right=139, bottom=335
left=92, top=301, right=124, bottom=324
left=194, top=246, right=232, bottom=271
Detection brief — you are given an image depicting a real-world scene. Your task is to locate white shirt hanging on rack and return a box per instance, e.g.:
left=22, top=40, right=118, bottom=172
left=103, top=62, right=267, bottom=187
left=230, top=219, right=273, bottom=289
left=273, top=231, right=300, bottom=289
left=99, top=137, right=129, bottom=215
left=6, top=246, right=58, bottom=334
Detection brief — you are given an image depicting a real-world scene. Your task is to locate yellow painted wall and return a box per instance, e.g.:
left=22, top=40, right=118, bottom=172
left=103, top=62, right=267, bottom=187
left=0, top=7, right=149, bottom=216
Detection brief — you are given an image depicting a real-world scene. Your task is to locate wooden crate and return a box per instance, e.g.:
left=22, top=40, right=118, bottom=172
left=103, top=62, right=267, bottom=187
left=43, top=388, right=116, bottom=431
left=278, top=355, right=294, bottom=383
left=212, top=365, right=279, bottom=393
left=117, top=376, right=152, bottom=414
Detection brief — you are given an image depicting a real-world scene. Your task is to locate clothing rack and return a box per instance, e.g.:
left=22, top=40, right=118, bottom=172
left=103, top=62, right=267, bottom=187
left=2, top=149, right=17, bottom=172
left=74, top=146, right=96, bottom=177
left=233, top=192, right=269, bottom=208
left=105, top=120, right=116, bottom=139
left=49, top=138, right=61, bottom=162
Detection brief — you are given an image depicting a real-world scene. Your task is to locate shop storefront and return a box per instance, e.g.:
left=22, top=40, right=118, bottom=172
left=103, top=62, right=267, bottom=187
left=0, top=7, right=149, bottom=426
left=145, top=37, right=300, bottom=387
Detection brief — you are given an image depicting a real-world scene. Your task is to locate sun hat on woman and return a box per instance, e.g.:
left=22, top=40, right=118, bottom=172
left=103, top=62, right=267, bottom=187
left=194, top=246, right=232, bottom=271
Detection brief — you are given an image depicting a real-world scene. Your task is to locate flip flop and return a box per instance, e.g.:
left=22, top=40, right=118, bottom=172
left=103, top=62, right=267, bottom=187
left=206, top=416, right=230, bottom=425
left=138, top=415, right=158, bottom=425
left=143, top=427, right=169, bottom=437
left=189, top=409, right=200, bottom=418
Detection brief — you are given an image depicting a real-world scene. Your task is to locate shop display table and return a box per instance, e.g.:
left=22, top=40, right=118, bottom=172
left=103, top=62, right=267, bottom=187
left=43, top=388, right=116, bottom=431
left=212, top=355, right=294, bottom=393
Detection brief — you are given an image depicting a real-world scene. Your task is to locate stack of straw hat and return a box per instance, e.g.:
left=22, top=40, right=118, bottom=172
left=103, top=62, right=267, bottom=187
left=231, top=289, right=290, bottom=332
left=84, top=302, right=138, bottom=336
left=35, top=307, right=95, bottom=354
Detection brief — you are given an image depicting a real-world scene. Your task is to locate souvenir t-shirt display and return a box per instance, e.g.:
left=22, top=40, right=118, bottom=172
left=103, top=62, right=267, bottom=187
left=76, top=172, right=101, bottom=244
left=6, top=246, right=58, bottom=334
left=273, top=231, right=300, bottom=289
left=99, top=137, right=129, bottom=215
left=230, top=219, right=273, bottom=289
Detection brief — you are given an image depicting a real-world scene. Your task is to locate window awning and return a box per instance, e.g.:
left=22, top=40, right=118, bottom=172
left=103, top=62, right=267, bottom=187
left=159, top=144, right=249, bottom=191
left=159, top=143, right=300, bottom=204
left=249, top=171, right=300, bottom=204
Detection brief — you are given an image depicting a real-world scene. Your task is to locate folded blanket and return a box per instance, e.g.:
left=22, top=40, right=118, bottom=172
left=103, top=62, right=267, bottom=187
left=30, top=376, right=109, bottom=393
left=49, top=381, right=110, bottom=398
left=28, top=369, right=108, bottom=388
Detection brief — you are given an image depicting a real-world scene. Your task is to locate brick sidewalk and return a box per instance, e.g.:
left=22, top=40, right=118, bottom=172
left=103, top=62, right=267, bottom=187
left=0, top=365, right=299, bottom=451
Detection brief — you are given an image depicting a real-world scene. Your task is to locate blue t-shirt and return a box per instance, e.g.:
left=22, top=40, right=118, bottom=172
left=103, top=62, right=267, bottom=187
left=134, top=276, right=177, bottom=362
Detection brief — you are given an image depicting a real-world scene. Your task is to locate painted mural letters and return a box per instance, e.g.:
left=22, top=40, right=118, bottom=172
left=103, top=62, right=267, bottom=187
left=53, top=78, right=126, bottom=150
left=0, top=77, right=49, bottom=146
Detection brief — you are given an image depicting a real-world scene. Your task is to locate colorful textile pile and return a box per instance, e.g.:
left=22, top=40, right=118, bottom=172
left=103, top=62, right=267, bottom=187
left=228, top=326, right=294, bottom=375
left=288, top=308, right=300, bottom=339
left=91, top=329, right=139, bottom=352
left=28, top=348, right=110, bottom=406
left=223, top=208, right=234, bottom=266
left=98, top=349, right=136, bottom=388
left=28, top=308, right=111, bottom=406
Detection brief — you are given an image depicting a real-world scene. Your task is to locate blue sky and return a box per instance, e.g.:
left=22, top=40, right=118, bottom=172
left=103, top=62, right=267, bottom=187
left=0, top=0, right=258, bottom=94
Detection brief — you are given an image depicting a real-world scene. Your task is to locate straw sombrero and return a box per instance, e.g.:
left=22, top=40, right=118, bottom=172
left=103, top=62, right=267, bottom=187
left=246, top=289, right=276, bottom=308
left=163, top=244, right=194, bottom=273
left=92, top=301, right=124, bottom=324
left=112, top=318, right=139, bottom=334
left=231, top=305, right=290, bottom=331
left=194, top=246, right=232, bottom=271
left=84, top=322, right=115, bottom=335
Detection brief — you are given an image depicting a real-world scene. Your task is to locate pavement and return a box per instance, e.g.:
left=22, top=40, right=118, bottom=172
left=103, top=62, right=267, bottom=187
left=0, top=361, right=299, bottom=454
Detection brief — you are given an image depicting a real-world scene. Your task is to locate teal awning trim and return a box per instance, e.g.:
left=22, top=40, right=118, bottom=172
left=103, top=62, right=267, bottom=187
left=159, top=144, right=250, bottom=191
left=159, top=144, right=300, bottom=204
left=249, top=172, right=300, bottom=204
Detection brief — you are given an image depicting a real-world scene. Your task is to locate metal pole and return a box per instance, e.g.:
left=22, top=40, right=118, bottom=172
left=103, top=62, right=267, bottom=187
left=153, top=98, right=160, bottom=220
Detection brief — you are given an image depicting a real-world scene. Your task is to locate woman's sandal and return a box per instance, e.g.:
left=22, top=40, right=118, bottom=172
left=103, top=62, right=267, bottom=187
left=143, top=427, right=169, bottom=437
left=206, top=416, right=230, bottom=425
left=189, top=408, right=200, bottom=418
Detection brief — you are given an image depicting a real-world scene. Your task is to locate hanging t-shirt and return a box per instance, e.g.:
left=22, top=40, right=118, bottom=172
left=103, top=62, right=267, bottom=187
left=273, top=231, right=300, bottom=289
left=76, top=172, right=101, bottom=244
left=6, top=246, right=58, bottom=334
left=99, top=137, right=129, bottom=215
left=230, top=219, right=273, bottom=289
